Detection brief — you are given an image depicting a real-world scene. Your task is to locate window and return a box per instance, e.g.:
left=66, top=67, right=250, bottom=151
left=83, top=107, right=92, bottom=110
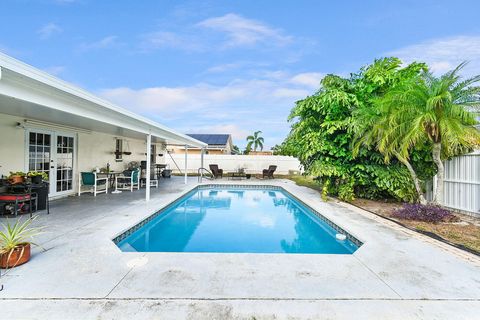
left=115, top=138, right=123, bottom=162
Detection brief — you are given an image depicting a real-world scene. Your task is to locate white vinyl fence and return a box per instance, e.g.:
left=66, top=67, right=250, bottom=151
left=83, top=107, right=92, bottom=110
left=165, top=154, right=302, bottom=175
left=427, top=151, right=480, bottom=217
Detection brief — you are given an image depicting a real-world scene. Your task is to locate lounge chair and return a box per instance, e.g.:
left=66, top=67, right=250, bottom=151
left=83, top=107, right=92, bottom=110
left=115, top=169, right=140, bottom=192
left=209, top=164, right=223, bottom=179
left=262, top=165, right=277, bottom=179
left=78, top=172, right=108, bottom=196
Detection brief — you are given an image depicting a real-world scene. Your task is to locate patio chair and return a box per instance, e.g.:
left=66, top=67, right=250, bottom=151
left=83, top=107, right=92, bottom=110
left=262, top=165, right=277, bottom=179
left=209, top=164, right=223, bottom=179
left=78, top=172, right=108, bottom=197
left=115, top=169, right=140, bottom=192
left=140, top=172, right=159, bottom=188
left=140, top=161, right=158, bottom=188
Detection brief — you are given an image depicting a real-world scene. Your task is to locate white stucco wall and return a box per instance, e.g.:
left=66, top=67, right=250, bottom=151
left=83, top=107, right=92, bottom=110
left=165, top=154, right=302, bottom=175
left=0, top=114, right=25, bottom=176
left=77, top=132, right=165, bottom=173
left=0, top=113, right=165, bottom=192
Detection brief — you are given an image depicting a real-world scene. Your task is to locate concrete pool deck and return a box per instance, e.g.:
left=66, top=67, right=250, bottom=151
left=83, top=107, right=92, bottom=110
left=0, top=177, right=479, bottom=319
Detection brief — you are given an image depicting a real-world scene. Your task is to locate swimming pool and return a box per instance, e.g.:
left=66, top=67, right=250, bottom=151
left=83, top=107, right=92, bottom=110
left=115, top=186, right=361, bottom=254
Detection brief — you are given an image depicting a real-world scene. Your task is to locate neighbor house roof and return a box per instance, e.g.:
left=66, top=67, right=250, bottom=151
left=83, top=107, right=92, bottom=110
left=186, top=134, right=231, bottom=147
left=0, top=52, right=206, bottom=148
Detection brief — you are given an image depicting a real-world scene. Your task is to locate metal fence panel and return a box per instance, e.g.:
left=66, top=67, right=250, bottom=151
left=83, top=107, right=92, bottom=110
left=427, top=152, right=480, bottom=216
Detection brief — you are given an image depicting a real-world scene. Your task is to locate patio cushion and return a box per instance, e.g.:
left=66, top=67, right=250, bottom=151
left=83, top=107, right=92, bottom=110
left=0, top=194, right=31, bottom=201
left=132, top=169, right=139, bottom=181
left=81, top=172, right=95, bottom=185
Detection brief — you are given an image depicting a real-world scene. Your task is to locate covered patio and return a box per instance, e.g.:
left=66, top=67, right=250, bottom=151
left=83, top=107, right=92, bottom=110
left=0, top=52, right=207, bottom=205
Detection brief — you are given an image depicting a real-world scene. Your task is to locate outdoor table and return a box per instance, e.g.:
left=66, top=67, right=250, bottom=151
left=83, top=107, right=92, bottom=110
left=98, top=171, right=121, bottom=189
left=228, top=172, right=247, bottom=180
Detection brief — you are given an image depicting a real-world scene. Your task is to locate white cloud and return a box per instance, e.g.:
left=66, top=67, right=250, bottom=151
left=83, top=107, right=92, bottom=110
left=101, top=76, right=310, bottom=116
left=389, top=35, right=480, bottom=75
left=197, top=13, right=292, bottom=48
left=100, top=70, right=321, bottom=148
left=290, top=72, right=323, bottom=89
left=79, top=36, right=120, bottom=51
left=272, top=87, right=310, bottom=98
left=206, top=62, right=243, bottom=73
left=101, top=82, right=251, bottom=116
left=140, top=31, right=201, bottom=52
left=37, top=23, right=62, bottom=40
left=139, top=13, right=300, bottom=54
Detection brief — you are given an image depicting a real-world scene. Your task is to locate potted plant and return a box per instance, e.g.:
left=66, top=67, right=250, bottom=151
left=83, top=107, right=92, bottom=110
left=27, top=171, right=48, bottom=184
left=8, top=172, right=26, bottom=184
left=0, top=216, right=43, bottom=269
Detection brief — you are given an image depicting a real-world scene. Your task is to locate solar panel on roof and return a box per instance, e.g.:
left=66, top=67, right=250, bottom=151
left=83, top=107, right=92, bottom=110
left=187, top=134, right=230, bottom=145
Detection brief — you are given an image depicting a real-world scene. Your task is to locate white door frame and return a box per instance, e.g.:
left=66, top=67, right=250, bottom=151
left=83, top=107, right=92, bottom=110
left=24, top=128, right=78, bottom=197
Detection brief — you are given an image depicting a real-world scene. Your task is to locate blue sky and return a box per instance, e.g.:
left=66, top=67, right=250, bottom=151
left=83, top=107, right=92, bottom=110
left=1, top=0, right=480, bottom=148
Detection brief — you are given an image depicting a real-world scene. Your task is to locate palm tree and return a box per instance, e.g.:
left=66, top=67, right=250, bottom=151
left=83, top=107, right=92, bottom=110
left=246, top=131, right=264, bottom=152
left=352, top=104, right=429, bottom=204
left=376, top=62, right=480, bottom=205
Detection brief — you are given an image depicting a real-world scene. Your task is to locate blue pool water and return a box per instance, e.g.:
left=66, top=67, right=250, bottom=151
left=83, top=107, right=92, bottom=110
left=117, top=187, right=359, bottom=254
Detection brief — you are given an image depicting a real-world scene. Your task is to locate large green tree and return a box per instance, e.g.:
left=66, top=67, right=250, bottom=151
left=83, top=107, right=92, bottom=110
left=279, top=57, right=436, bottom=202
left=374, top=62, right=480, bottom=204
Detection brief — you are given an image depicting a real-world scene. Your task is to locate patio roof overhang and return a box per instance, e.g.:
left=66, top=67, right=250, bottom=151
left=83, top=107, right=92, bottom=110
left=0, top=52, right=207, bottom=148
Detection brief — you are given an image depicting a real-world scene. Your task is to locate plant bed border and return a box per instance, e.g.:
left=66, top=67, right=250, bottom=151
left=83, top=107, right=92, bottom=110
left=345, top=200, right=480, bottom=257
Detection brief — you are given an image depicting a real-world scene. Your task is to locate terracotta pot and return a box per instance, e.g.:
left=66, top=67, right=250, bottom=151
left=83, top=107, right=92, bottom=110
left=0, top=244, right=31, bottom=269
left=10, top=175, right=25, bottom=184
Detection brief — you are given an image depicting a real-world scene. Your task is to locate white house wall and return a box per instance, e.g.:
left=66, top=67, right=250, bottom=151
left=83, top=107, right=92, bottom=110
left=77, top=131, right=165, bottom=173
left=0, top=113, right=165, bottom=190
left=0, top=114, right=25, bottom=175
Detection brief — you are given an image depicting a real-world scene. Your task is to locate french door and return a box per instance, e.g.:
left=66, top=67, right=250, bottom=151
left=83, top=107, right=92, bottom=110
left=27, top=130, right=76, bottom=196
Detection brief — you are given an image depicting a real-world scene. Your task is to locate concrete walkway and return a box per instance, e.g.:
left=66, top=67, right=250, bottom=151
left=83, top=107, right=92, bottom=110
left=1, top=177, right=479, bottom=319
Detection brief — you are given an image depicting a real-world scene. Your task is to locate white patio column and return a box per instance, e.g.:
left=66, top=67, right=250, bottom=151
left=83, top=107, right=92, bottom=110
left=146, top=134, right=151, bottom=202
left=184, top=144, right=188, bottom=184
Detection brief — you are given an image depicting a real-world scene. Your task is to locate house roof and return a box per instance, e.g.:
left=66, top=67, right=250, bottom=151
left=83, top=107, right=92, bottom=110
left=186, top=134, right=231, bottom=146
left=0, top=52, right=207, bottom=148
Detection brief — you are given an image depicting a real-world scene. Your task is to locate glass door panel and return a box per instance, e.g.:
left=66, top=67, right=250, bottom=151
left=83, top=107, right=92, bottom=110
left=56, top=135, right=74, bottom=193
left=28, top=132, right=51, bottom=180
left=27, top=130, right=75, bottom=196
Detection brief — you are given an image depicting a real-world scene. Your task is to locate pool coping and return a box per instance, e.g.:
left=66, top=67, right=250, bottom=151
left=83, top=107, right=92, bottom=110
left=111, top=183, right=364, bottom=250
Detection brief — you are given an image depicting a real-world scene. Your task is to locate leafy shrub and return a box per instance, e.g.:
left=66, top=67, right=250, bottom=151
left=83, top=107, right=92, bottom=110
left=338, top=179, right=355, bottom=201
left=392, top=204, right=459, bottom=223
left=277, top=58, right=436, bottom=202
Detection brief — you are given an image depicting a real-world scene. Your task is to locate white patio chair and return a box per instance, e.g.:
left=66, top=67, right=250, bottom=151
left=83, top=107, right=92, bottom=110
left=78, top=172, right=108, bottom=196
left=140, top=177, right=158, bottom=188
left=115, top=169, right=140, bottom=192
